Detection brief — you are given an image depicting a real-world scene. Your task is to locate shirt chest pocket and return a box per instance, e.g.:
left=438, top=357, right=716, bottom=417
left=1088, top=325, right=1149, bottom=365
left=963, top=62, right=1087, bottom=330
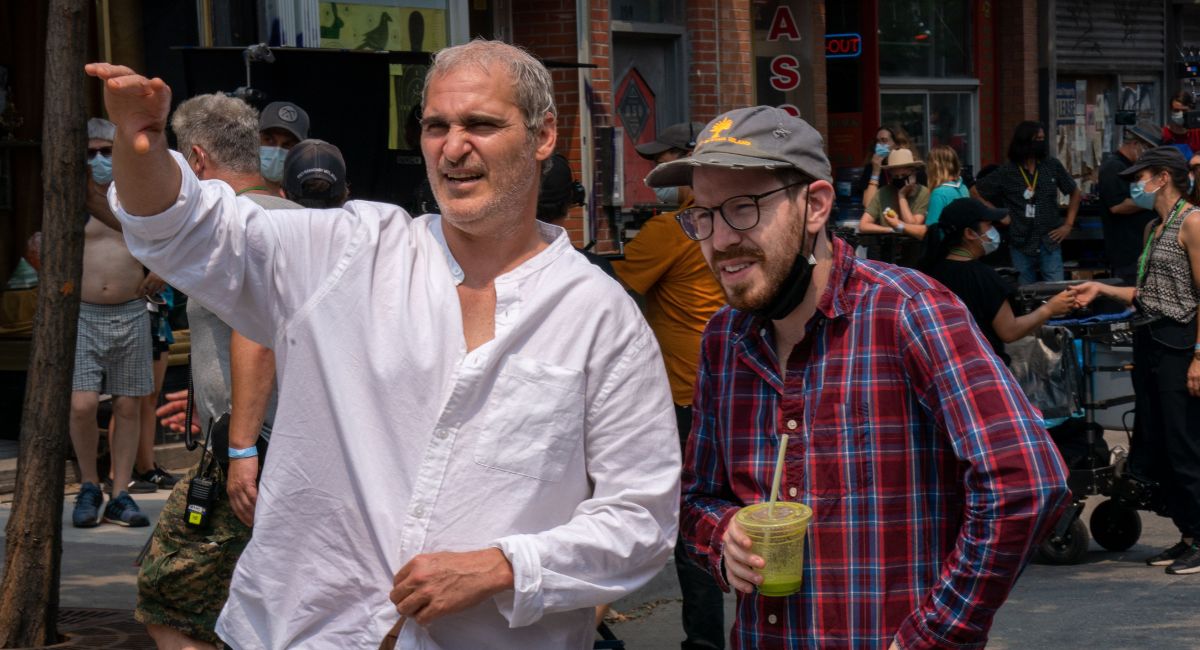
left=807, top=401, right=873, bottom=498
left=472, top=355, right=585, bottom=482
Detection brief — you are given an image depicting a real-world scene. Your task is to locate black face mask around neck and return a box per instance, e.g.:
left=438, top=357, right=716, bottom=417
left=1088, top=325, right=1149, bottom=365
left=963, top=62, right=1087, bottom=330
left=751, top=185, right=816, bottom=321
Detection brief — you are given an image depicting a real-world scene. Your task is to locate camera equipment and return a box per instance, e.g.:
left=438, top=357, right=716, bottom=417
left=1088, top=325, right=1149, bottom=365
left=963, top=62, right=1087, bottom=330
left=227, top=43, right=274, bottom=104
left=1114, top=110, right=1136, bottom=126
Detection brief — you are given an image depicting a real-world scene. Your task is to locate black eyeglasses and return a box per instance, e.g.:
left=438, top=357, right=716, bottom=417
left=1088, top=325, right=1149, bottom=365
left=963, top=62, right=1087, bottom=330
left=675, top=182, right=805, bottom=241
left=87, top=147, right=112, bottom=160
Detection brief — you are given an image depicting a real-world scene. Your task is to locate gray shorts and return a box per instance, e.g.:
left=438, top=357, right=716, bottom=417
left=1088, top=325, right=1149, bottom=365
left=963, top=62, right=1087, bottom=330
left=73, top=299, right=153, bottom=396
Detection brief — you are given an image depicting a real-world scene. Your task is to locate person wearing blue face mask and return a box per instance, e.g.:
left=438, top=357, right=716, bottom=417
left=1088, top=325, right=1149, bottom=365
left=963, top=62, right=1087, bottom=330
left=854, top=124, right=916, bottom=210
left=921, top=198, right=1075, bottom=365
left=1097, top=123, right=1161, bottom=286
left=258, top=100, right=310, bottom=194
left=634, top=121, right=704, bottom=207
left=1076, top=146, right=1200, bottom=576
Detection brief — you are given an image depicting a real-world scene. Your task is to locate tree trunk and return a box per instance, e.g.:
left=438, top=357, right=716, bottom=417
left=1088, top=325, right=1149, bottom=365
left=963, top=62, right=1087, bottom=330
left=0, top=0, right=90, bottom=645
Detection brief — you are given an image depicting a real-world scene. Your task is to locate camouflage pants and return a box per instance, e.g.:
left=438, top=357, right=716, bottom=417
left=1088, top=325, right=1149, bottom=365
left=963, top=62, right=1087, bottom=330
left=135, top=462, right=250, bottom=646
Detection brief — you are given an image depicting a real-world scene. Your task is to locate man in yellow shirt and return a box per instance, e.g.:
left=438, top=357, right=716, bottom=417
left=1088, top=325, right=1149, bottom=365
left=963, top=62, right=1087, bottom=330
left=615, top=122, right=727, bottom=649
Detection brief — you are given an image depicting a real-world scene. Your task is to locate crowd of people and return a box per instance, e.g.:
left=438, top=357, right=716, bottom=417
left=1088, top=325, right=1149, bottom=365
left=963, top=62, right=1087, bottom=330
left=58, top=37, right=1200, bottom=649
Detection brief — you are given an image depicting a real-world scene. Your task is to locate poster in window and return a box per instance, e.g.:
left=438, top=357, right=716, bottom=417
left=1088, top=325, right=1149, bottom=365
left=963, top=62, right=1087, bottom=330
left=319, top=2, right=447, bottom=149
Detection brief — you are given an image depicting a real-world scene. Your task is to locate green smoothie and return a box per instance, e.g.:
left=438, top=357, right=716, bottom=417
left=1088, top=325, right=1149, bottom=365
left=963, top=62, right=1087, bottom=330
left=735, top=501, right=812, bottom=598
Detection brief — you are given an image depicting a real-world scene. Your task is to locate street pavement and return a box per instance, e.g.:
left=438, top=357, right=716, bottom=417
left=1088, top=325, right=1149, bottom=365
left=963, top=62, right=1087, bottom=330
left=1, top=440, right=1198, bottom=648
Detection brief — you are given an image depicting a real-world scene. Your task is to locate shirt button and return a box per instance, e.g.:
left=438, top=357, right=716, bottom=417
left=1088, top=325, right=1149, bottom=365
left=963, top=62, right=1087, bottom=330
left=768, top=614, right=778, bottom=624
left=789, top=486, right=798, bottom=498
left=434, top=428, right=448, bottom=439
left=412, top=505, right=425, bottom=518
left=786, top=419, right=798, bottom=430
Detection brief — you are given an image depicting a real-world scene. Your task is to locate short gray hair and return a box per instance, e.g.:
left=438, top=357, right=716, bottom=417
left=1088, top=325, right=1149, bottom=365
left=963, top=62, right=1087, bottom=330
left=422, top=39, right=556, bottom=132
left=170, top=93, right=260, bottom=175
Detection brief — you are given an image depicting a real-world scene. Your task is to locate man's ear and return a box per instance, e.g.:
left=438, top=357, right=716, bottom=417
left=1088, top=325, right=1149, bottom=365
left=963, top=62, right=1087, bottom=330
left=189, top=145, right=205, bottom=177
left=805, top=180, right=836, bottom=235
left=533, top=112, right=558, bottom=162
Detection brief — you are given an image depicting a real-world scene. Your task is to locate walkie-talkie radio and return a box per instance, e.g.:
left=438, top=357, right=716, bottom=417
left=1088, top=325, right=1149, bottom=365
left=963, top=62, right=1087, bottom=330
left=185, top=473, right=218, bottom=529
left=184, top=413, right=229, bottom=530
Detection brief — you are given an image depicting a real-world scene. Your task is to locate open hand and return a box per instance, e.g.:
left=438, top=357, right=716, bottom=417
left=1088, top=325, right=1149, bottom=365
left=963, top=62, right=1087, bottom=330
left=1048, top=223, right=1072, bottom=243
left=722, top=516, right=764, bottom=594
left=390, top=549, right=514, bottom=626
left=155, top=389, right=200, bottom=434
left=83, top=63, right=171, bottom=155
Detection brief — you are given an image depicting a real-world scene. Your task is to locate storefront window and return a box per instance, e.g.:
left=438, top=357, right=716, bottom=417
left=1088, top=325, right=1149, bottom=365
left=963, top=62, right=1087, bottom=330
left=879, top=0, right=971, bottom=78
left=881, top=90, right=977, bottom=169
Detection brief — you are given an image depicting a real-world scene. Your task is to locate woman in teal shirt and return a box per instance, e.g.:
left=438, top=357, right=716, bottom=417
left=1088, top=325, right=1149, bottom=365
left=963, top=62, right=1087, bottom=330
left=926, top=145, right=970, bottom=227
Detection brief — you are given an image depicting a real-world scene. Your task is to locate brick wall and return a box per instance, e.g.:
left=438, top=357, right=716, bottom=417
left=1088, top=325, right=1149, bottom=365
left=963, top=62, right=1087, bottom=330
left=687, top=0, right=755, bottom=123
left=512, top=0, right=589, bottom=244
left=995, top=0, right=1040, bottom=162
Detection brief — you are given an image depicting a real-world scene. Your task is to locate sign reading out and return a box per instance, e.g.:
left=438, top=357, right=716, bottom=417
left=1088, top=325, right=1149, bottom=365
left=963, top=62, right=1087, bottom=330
left=825, top=33, right=862, bottom=59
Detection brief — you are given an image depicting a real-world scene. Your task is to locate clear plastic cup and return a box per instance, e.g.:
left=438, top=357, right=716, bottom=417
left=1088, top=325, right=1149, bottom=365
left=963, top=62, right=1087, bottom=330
left=734, top=501, right=812, bottom=597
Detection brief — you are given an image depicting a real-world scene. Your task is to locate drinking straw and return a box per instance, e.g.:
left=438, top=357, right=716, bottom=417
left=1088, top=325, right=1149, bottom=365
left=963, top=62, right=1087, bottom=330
left=768, top=434, right=789, bottom=518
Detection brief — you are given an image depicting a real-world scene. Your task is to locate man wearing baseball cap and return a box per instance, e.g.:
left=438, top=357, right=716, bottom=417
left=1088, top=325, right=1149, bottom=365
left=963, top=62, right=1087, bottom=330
left=636, top=121, right=705, bottom=206
left=1097, top=121, right=1160, bottom=285
left=259, top=100, right=310, bottom=193
left=655, top=106, right=1069, bottom=649
left=282, top=139, right=349, bottom=208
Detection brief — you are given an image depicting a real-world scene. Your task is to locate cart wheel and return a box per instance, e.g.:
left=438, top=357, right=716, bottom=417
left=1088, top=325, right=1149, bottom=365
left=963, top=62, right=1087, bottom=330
left=1089, top=499, right=1142, bottom=552
left=1037, top=516, right=1089, bottom=565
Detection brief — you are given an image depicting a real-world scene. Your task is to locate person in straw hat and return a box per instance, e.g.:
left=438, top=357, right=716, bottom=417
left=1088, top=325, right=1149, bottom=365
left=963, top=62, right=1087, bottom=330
left=857, top=147, right=930, bottom=266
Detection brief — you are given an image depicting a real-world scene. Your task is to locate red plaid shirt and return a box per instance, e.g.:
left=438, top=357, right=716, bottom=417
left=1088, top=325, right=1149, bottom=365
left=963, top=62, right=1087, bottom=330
left=681, top=237, right=1070, bottom=649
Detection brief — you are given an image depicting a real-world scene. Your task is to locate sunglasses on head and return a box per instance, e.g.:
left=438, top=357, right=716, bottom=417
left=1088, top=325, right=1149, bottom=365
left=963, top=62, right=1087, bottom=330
left=87, top=146, right=112, bottom=160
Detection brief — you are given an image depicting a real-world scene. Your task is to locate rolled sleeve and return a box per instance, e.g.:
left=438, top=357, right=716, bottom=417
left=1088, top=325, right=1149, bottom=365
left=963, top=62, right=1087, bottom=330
left=487, top=324, right=678, bottom=626
left=491, top=535, right=546, bottom=628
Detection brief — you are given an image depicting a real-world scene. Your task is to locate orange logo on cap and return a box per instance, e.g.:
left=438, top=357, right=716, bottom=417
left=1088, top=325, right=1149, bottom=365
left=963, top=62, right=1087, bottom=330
left=698, top=116, right=751, bottom=148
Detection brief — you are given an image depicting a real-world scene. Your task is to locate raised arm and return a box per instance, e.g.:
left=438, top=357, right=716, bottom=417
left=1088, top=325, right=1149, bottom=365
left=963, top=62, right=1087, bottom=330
left=84, top=63, right=180, bottom=217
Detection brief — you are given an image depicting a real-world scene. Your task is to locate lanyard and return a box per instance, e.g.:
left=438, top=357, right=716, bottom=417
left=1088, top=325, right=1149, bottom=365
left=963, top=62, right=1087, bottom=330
left=1136, top=198, right=1188, bottom=286
left=1018, top=164, right=1038, bottom=194
left=236, top=185, right=269, bottom=196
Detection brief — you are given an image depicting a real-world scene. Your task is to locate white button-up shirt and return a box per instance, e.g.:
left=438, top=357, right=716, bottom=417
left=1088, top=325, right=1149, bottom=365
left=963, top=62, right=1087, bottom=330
left=114, top=153, right=680, bottom=649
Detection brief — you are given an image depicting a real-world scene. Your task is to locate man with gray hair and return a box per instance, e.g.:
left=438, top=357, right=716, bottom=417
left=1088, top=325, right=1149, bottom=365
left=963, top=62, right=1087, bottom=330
left=69, top=116, right=161, bottom=529
left=87, top=38, right=678, bottom=649
left=132, top=92, right=298, bottom=650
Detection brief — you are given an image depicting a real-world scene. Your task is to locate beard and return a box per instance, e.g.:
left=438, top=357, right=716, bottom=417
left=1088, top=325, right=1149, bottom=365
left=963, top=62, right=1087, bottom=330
left=709, top=206, right=807, bottom=312
left=432, top=138, right=540, bottom=237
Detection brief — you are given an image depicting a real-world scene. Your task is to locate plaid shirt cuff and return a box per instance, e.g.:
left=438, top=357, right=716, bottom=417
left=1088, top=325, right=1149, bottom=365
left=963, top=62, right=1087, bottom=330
left=893, top=612, right=987, bottom=650
left=706, top=507, right=740, bottom=592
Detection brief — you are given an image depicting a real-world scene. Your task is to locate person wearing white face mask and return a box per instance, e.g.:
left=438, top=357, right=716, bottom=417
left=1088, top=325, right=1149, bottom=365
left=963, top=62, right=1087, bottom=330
left=1075, top=146, right=1200, bottom=576
left=920, top=198, right=1075, bottom=365
left=258, top=100, right=310, bottom=194
left=1162, top=90, right=1200, bottom=157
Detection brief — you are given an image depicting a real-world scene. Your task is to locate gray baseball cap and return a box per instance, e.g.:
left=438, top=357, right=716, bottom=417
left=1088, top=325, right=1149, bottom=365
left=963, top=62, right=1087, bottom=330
left=260, top=101, right=310, bottom=142
left=635, top=121, right=705, bottom=159
left=645, top=106, right=832, bottom=188
left=1125, top=121, right=1161, bottom=147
